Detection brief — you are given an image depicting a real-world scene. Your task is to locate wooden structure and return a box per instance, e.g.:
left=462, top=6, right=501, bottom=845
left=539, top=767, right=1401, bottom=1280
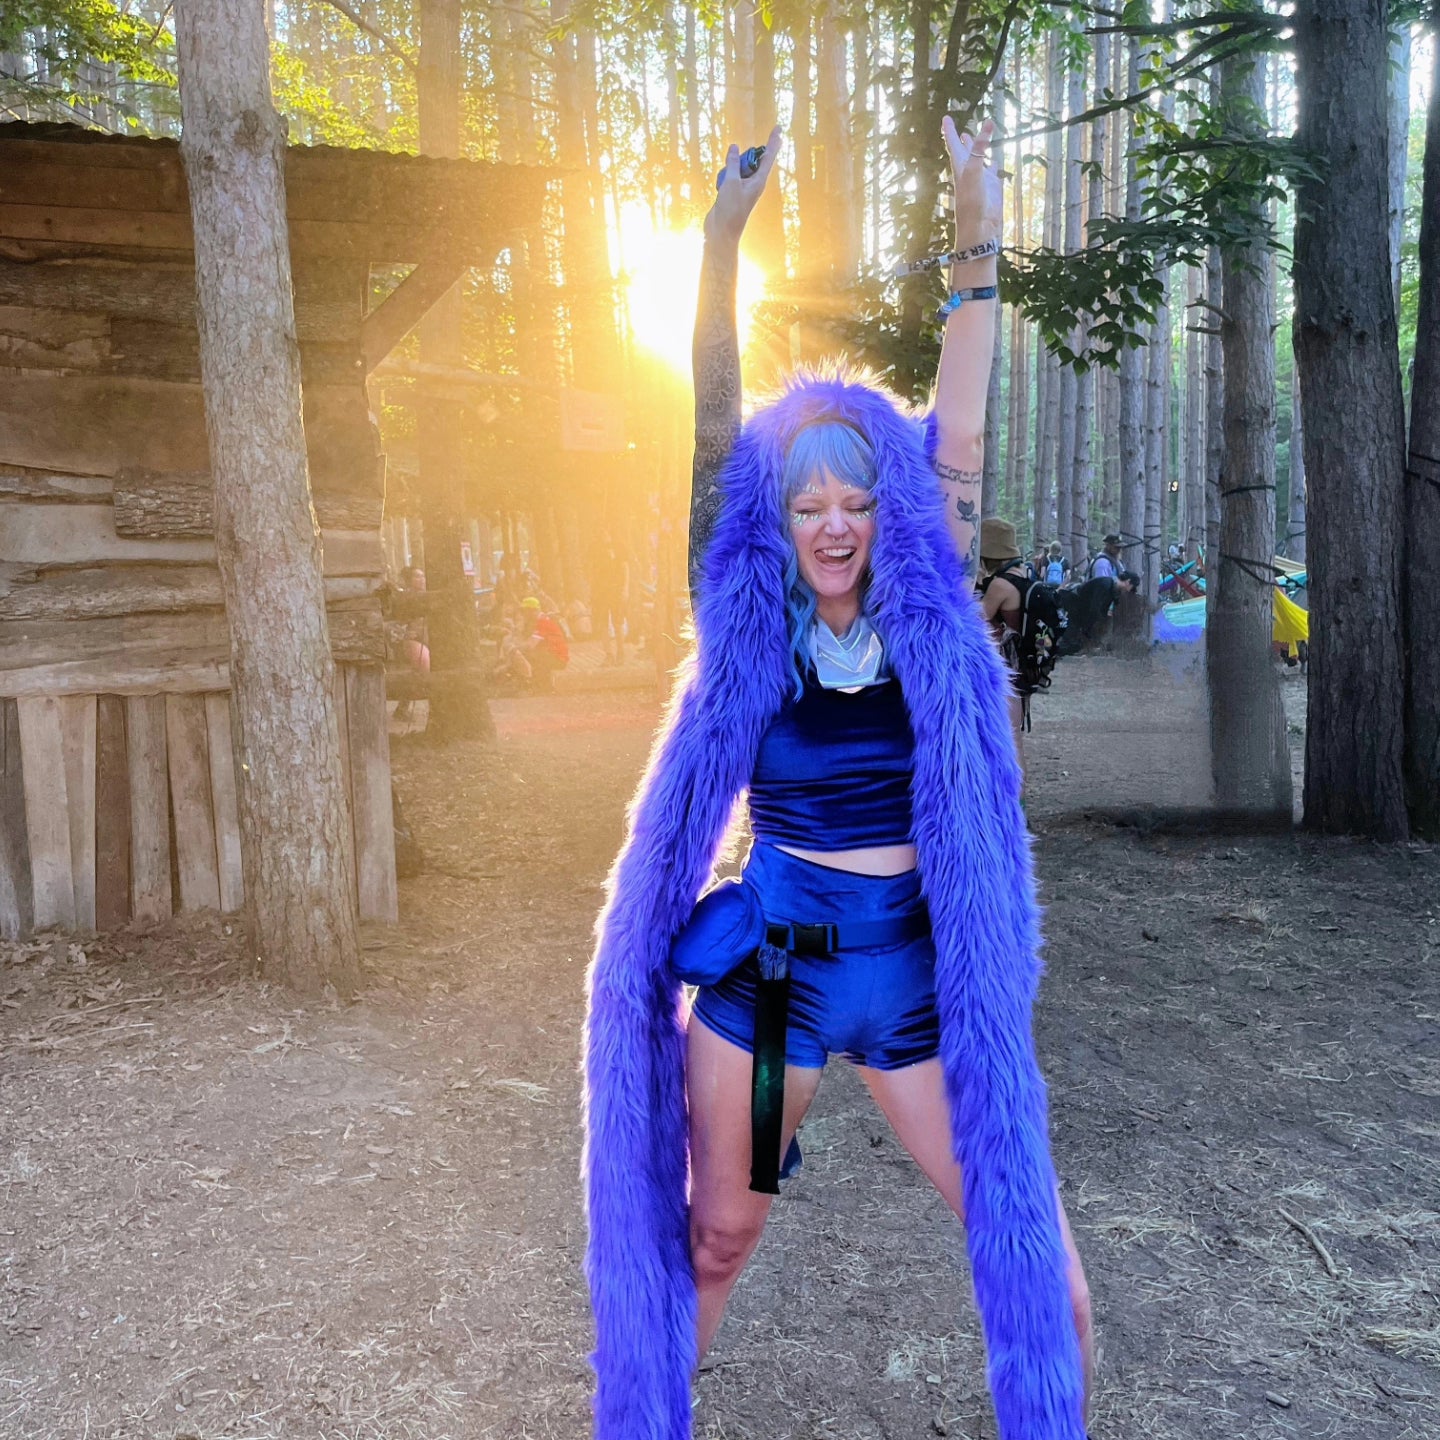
left=0, top=122, right=548, bottom=938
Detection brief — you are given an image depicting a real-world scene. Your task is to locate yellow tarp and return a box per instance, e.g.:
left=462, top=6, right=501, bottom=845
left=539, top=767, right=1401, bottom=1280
left=1273, top=588, right=1309, bottom=654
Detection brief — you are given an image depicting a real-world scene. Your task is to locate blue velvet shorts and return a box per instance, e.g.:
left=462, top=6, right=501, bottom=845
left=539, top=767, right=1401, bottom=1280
left=691, top=843, right=941, bottom=1071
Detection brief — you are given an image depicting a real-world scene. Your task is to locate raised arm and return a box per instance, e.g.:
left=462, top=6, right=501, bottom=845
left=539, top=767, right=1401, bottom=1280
left=688, top=128, right=782, bottom=598
left=933, top=117, right=1003, bottom=577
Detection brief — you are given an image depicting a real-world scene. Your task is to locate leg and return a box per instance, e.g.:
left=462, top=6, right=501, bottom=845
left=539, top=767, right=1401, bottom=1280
left=1007, top=691, right=1026, bottom=780
left=859, top=1059, right=1095, bottom=1416
left=687, top=1016, right=822, bottom=1359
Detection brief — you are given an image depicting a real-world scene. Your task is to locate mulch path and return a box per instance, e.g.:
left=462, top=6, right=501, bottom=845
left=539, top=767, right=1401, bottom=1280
left=1, top=664, right=1435, bottom=1439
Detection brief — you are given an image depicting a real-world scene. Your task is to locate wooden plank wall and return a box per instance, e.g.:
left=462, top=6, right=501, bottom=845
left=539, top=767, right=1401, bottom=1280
left=0, top=159, right=400, bottom=940
left=0, top=665, right=396, bottom=936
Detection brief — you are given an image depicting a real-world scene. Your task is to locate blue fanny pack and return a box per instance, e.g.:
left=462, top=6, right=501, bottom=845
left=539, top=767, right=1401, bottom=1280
left=668, top=878, right=765, bottom=987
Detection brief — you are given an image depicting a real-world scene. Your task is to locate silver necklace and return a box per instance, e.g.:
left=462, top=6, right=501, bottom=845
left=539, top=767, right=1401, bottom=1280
left=810, top=614, right=888, bottom=690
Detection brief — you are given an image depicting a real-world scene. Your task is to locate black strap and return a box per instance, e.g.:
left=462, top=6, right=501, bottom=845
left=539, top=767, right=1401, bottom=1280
left=749, top=944, right=791, bottom=1195
left=748, top=904, right=930, bottom=1194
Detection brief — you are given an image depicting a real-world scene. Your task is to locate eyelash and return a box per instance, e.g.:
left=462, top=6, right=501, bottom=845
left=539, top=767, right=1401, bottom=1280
left=789, top=502, right=877, bottom=527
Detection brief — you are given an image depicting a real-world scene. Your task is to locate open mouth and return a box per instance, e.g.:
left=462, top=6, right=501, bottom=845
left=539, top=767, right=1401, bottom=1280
left=815, top=546, right=856, bottom=569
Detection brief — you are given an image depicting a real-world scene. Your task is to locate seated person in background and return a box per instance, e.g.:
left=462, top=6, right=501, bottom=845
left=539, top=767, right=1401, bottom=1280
left=1056, top=568, right=1139, bottom=654
left=391, top=565, right=430, bottom=723
left=494, top=595, right=570, bottom=693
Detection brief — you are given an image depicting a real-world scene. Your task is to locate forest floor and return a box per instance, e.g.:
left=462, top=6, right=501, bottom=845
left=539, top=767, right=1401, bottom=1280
left=3, top=652, right=1439, bottom=1440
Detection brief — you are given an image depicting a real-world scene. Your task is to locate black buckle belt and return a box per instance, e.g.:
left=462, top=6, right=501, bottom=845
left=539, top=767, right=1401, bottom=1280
left=750, top=905, right=931, bottom=1194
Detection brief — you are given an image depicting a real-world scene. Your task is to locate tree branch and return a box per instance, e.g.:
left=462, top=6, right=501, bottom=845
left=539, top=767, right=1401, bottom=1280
left=318, top=0, right=417, bottom=74
left=1004, top=29, right=1264, bottom=146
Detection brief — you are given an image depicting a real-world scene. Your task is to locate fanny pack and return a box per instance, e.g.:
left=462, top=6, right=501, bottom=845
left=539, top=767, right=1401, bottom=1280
left=670, top=875, right=930, bottom=1195
left=668, top=878, right=765, bottom=987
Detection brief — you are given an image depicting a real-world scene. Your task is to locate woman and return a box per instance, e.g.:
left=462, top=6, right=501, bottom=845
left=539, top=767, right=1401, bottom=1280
left=584, top=122, right=1092, bottom=1440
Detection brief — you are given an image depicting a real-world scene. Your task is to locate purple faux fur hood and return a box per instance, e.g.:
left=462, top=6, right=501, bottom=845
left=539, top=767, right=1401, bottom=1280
left=583, top=370, right=1085, bottom=1440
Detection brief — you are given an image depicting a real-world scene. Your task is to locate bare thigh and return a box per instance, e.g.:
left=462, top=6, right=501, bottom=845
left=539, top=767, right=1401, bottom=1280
left=859, top=1058, right=1094, bottom=1398
left=687, top=1015, right=823, bottom=1239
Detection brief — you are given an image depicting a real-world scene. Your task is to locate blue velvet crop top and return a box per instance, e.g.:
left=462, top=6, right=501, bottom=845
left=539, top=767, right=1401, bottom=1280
left=748, top=678, right=915, bottom=850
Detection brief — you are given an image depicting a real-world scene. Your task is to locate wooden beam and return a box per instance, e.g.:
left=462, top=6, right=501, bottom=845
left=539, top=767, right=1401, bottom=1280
left=0, top=468, right=113, bottom=502
left=361, top=259, right=467, bottom=372
left=0, top=698, right=33, bottom=939
left=112, top=472, right=383, bottom=539
left=94, top=695, right=131, bottom=930
left=0, top=597, right=386, bottom=698
left=125, top=694, right=171, bottom=922
left=0, top=564, right=379, bottom=623
left=0, top=371, right=379, bottom=487
left=345, top=664, right=397, bottom=922
left=0, top=371, right=210, bottom=476
left=16, top=695, right=76, bottom=928
left=59, top=694, right=97, bottom=930
left=0, top=256, right=363, bottom=343
left=0, top=501, right=383, bottom=574
left=204, top=692, right=243, bottom=913
left=165, top=694, right=220, bottom=912
left=0, top=140, right=551, bottom=262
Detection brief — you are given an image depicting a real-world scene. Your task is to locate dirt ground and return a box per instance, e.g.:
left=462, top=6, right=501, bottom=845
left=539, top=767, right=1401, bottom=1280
left=3, top=654, right=1438, bottom=1440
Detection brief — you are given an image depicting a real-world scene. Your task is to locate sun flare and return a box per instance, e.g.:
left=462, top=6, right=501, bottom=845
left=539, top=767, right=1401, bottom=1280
left=616, top=204, right=766, bottom=375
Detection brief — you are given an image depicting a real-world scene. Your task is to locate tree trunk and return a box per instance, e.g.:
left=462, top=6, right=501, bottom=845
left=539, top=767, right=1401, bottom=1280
left=175, top=0, right=360, bottom=995
left=1286, top=359, right=1306, bottom=562
left=1294, top=0, right=1409, bottom=838
left=416, top=0, right=494, bottom=744
left=1117, top=39, right=1146, bottom=614
left=1054, top=53, right=1083, bottom=561
left=1404, top=32, right=1440, bottom=836
left=1209, top=40, right=1290, bottom=819
left=1204, top=68, right=1226, bottom=578
left=1070, top=39, right=1107, bottom=571
left=1142, top=11, right=1175, bottom=621
left=982, top=58, right=1007, bottom=520
left=1388, top=24, right=1412, bottom=318
left=749, top=15, right=787, bottom=277
left=1034, top=30, right=1063, bottom=550
left=818, top=0, right=858, bottom=283
left=1183, top=265, right=1206, bottom=557
left=1006, top=100, right=1029, bottom=521
left=685, top=3, right=701, bottom=199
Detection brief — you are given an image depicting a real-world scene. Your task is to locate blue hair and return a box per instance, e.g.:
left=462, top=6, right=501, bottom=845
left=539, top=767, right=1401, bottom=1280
left=780, top=422, right=878, bottom=698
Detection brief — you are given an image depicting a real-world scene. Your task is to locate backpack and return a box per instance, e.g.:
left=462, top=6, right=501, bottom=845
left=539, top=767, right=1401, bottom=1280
left=1044, top=558, right=1066, bottom=585
left=981, top=563, right=1070, bottom=698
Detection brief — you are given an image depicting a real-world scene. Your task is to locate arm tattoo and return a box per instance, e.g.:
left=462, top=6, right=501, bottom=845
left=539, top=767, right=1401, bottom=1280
left=689, top=241, right=742, bottom=598
left=935, top=460, right=983, bottom=576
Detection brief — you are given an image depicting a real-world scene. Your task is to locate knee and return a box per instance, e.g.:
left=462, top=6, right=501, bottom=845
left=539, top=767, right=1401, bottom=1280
left=690, top=1214, right=763, bottom=1287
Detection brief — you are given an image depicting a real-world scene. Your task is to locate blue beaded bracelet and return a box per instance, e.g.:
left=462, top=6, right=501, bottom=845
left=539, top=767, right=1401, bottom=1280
left=935, top=285, right=998, bottom=321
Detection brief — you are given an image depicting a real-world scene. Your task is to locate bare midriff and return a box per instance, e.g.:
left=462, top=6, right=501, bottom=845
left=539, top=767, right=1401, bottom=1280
left=776, top=842, right=918, bottom=877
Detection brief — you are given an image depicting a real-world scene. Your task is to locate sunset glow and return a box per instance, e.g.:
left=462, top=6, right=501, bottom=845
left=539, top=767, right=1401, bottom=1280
left=617, top=204, right=767, bottom=374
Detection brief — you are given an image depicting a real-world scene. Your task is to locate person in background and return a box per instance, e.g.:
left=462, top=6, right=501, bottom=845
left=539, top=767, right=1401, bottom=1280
left=1056, top=568, right=1139, bottom=653
left=591, top=529, right=631, bottom=666
left=1045, top=542, right=1068, bottom=586
left=391, top=565, right=430, bottom=724
left=1089, top=534, right=1122, bottom=581
left=1028, top=545, right=1048, bottom=582
left=493, top=595, right=570, bottom=693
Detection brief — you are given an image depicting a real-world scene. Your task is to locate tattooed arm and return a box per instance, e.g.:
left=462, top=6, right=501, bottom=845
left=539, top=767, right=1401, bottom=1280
left=688, top=127, right=782, bottom=599
left=935, top=458, right=984, bottom=574
left=689, top=240, right=742, bottom=597
left=933, top=117, right=1003, bottom=576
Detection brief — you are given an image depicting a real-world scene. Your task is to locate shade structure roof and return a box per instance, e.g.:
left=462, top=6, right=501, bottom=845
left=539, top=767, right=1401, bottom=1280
left=0, top=121, right=550, bottom=263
